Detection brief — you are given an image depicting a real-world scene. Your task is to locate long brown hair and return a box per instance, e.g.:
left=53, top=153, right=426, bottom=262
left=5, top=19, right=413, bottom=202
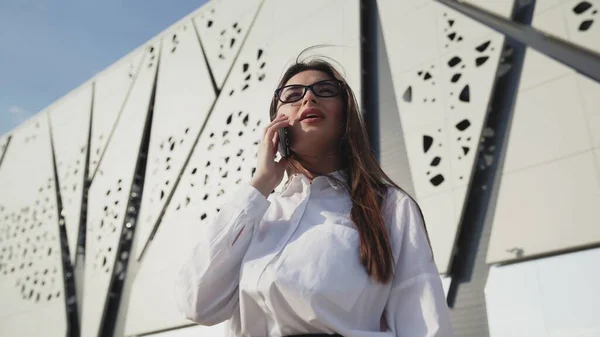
left=269, top=59, right=428, bottom=284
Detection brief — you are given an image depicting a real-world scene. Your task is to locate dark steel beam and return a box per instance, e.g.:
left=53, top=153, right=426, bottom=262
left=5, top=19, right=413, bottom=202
left=445, top=0, right=535, bottom=312
left=360, top=0, right=380, bottom=160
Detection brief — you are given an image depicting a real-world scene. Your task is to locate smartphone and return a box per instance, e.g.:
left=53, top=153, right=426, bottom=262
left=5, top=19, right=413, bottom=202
left=277, top=127, right=290, bottom=158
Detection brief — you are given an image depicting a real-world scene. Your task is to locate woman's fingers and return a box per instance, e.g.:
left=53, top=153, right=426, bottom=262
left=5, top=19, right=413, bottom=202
left=264, top=120, right=288, bottom=142
left=263, top=115, right=288, bottom=137
left=264, top=116, right=288, bottom=151
left=251, top=115, right=290, bottom=194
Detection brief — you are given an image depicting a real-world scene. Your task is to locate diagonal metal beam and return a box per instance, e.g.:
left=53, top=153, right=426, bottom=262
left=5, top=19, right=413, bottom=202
left=0, top=135, right=11, bottom=172
left=434, top=0, right=600, bottom=83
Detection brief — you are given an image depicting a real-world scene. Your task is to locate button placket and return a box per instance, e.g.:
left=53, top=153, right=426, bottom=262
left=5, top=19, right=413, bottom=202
left=278, top=188, right=310, bottom=251
left=254, top=186, right=312, bottom=326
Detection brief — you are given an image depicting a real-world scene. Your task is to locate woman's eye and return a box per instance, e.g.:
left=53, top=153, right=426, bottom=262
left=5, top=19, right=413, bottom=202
left=283, top=89, right=302, bottom=100
left=316, top=84, right=335, bottom=94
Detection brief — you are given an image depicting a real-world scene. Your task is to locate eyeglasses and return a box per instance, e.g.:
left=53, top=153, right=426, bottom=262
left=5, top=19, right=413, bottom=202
left=274, top=79, right=344, bottom=104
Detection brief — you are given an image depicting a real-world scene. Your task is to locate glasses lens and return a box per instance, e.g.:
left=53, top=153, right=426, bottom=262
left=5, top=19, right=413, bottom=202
left=313, top=81, right=341, bottom=97
left=279, top=85, right=305, bottom=103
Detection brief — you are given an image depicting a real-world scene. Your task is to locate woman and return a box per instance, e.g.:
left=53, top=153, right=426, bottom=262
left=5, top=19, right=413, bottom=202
left=175, top=59, right=453, bottom=337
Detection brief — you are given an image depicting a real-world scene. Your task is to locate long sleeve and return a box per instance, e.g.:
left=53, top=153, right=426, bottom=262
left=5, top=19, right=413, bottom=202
left=384, top=191, right=453, bottom=337
left=174, top=184, right=271, bottom=326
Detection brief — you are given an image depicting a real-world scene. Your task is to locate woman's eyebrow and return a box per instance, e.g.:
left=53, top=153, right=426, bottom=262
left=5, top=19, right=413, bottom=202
left=285, top=79, right=328, bottom=86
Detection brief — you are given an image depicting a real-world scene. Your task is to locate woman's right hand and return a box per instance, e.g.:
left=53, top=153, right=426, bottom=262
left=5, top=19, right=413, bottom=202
left=250, top=114, right=290, bottom=197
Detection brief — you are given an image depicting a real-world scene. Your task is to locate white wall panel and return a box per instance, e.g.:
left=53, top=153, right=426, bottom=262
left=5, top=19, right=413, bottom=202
left=488, top=152, right=600, bottom=262
left=0, top=307, right=67, bottom=337
left=378, top=0, right=430, bottom=15
left=502, top=75, right=591, bottom=173
left=82, top=43, right=159, bottom=337
left=379, top=0, right=506, bottom=273
left=0, top=114, right=67, bottom=336
left=460, top=1, right=514, bottom=17
left=125, top=0, right=360, bottom=334
left=486, top=248, right=600, bottom=337
left=89, top=50, right=144, bottom=180
left=486, top=262, right=547, bottom=337
left=418, top=190, right=455, bottom=263
left=193, top=0, right=263, bottom=89
left=380, top=5, right=440, bottom=75
left=535, top=0, right=563, bottom=13
left=135, top=20, right=217, bottom=260
left=48, top=84, right=93, bottom=264
left=520, top=5, right=575, bottom=91
left=145, top=323, right=228, bottom=337
left=441, top=276, right=452, bottom=298
left=577, top=70, right=600, bottom=148
left=487, top=0, right=600, bottom=263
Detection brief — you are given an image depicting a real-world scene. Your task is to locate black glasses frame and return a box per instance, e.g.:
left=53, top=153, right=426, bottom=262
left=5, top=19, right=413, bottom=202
left=274, top=79, right=345, bottom=103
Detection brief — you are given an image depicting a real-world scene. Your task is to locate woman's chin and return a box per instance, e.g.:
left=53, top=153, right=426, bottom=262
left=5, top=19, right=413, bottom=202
left=293, top=133, right=325, bottom=145
left=297, top=126, right=328, bottom=138
left=292, top=141, right=334, bottom=156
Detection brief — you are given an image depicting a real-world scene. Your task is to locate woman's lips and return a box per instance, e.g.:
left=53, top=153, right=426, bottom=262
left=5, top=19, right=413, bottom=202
left=300, top=116, right=323, bottom=124
left=299, top=107, right=324, bottom=121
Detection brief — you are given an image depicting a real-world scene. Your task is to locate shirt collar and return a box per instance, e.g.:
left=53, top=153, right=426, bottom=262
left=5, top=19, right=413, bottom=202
left=276, top=170, right=347, bottom=196
left=325, top=170, right=347, bottom=191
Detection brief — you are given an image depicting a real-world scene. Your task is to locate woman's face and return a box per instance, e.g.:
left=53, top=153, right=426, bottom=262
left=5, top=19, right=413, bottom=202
left=275, top=70, right=345, bottom=157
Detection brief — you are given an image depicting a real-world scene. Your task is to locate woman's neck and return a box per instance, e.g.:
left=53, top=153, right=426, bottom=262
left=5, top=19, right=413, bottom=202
left=292, top=152, right=342, bottom=180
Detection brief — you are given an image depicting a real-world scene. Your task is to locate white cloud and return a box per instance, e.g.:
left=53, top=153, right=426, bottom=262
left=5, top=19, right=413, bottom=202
left=8, top=105, right=26, bottom=114
left=8, top=105, right=28, bottom=124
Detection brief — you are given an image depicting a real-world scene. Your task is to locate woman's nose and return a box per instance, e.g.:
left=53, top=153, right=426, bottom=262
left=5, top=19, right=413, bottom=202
left=302, top=88, right=318, bottom=105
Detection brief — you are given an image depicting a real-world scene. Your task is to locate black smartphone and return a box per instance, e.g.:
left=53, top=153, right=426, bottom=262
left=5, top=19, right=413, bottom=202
left=277, top=127, right=290, bottom=158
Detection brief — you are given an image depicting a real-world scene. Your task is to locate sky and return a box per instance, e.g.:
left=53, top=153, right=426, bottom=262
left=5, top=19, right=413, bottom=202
left=0, top=0, right=209, bottom=135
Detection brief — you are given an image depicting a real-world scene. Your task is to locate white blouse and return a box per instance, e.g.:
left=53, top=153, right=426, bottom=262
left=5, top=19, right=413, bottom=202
left=175, top=172, right=453, bottom=337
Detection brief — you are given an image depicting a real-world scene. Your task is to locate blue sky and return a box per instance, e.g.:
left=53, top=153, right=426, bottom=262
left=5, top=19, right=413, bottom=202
left=0, top=0, right=209, bottom=135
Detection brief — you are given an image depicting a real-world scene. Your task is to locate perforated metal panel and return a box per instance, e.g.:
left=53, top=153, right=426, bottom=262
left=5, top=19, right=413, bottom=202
left=193, top=0, right=263, bottom=89
left=378, top=0, right=510, bottom=273
left=81, top=43, right=159, bottom=337
left=124, top=0, right=360, bottom=335
left=486, top=249, right=600, bottom=337
left=519, top=0, right=600, bottom=89
left=48, top=84, right=93, bottom=264
left=563, top=0, right=600, bottom=53
left=89, top=50, right=144, bottom=180
left=135, top=19, right=217, bottom=260
left=486, top=0, right=600, bottom=263
left=0, top=113, right=67, bottom=337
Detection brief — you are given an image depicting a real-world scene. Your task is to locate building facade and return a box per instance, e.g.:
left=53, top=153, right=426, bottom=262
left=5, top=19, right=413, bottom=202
left=0, top=0, right=599, bottom=336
